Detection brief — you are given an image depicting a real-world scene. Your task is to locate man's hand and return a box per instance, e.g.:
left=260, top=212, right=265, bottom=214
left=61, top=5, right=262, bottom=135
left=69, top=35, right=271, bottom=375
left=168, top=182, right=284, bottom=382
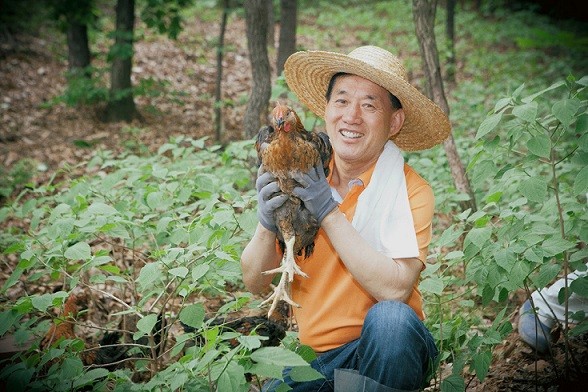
left=256, top=169, right=287, bottom=233
left=292, top=162, right=338, bottom=224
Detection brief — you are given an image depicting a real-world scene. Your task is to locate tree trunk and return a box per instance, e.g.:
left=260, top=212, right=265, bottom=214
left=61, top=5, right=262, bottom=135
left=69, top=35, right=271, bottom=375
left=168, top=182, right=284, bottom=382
left=412, top=0, right=476, bottom=212
left=66, top=21, right=91, bottom=77
left=104, top=0, right=136, bottom=123
left=276, top=0, right=297, bottom=77
left=267, top=0, right=275, bottom=47
left=243, top=0, right=272, bottom=139
left=445, top=0, right=456, bottom=84
left=214, top=0, right=229, bottom=142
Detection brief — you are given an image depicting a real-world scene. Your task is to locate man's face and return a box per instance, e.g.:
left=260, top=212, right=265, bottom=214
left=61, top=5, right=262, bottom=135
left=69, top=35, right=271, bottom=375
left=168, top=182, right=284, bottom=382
left=324, top=74, right=403, bottom=169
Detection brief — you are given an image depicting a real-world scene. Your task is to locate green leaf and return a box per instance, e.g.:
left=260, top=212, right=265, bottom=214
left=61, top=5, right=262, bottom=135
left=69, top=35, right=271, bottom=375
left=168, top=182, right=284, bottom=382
left=476, top=113, right=502, bottom=140
left=248, top=363, right=284, bottom=379
left=170, top=372, right=190, bottom=391
left=523, top=248, right=543, bottom=264
left=574, top=166, right=588, bottom=195
left=64, top=242, right=91, bottom=260
left=179, top=303, right=205, bottom=329
left=576, top=113, right=588, bottom=137
left=518, top=177, right=547, bottom=203
left=295, top=344, right=317, bottom=363
left=60, top=357, right=84, bottom=379
left=472, top=350, right=492, bottom=381
left=289, top=366, right=324, bottom=382
left=436, top=225, right=464, bottom=248
left=420, top=276, right=444, bottom=295
left=541, top=236, right=576, bottom=257
left=512, top=101, right=538, bottom=123
left=570, top=276, right=588, bottom=297
left=192, top=264, right=210, bottom=281
left=510, top=261, right=530, bottom=287
left=0, top=310, right=20, bottom=335
left=250, top=347, right=309, bottom=367
left=146, top=191, right=163, bottom=209
left=136, top=314, right=158, bottom=335
left=440, top=374, right=465, bottom=392
left=137, top=262, right=162, bottom=289
left=534, top=264, right=561, bottom=288
left=168, top=266, right=188, bottom=278
left=552, top=98, right=581, bottom=127
left=464, top=227, right=492, bottom=250
left=87, top=202, right=118, bottom=216
left=522, top=81, right=565, bottom=103
left=73, top=368, right=109, bottom=389
left=31, top=294, right=54, bottom=312
left=527, top=134, right=551, bottom=159
left=238, top=335, right=262, bottom=350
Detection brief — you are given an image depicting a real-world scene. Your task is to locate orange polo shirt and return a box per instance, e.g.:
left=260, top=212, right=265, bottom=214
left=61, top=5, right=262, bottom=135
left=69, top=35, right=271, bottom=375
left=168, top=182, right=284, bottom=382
left=290, top=162, right=434, bottom=352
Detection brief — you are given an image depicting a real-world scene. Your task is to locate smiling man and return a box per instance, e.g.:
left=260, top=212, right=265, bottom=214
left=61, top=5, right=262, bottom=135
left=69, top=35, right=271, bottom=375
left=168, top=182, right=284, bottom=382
left=241, top=46, right=451, bottom=392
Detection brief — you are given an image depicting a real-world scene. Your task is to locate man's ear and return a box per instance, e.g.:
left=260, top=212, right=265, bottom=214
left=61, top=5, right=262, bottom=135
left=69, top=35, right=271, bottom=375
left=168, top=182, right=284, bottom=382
left=389, top=108, right=405, bottom=138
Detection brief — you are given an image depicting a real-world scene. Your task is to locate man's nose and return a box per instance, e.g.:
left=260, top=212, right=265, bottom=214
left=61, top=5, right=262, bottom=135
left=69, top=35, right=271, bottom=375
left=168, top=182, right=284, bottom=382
left=342, top=104, right=362, bottom=124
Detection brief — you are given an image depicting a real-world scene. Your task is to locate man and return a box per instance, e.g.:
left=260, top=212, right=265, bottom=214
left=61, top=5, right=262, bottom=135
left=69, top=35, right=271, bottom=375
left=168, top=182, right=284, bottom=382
left=241, top=46, right=451, bottom=391
left=518, top=262, right=588, bottom=354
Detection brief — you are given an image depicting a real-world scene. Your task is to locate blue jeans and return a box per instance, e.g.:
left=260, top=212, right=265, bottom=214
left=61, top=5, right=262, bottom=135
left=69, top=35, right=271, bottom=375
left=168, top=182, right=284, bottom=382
left=264, top=301, right=438, bottom=392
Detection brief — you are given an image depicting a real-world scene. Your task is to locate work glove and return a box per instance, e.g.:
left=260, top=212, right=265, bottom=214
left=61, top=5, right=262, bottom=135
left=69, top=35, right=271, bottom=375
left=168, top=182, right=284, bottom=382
left=256, top=168, right=287, bottom=233
left=292, top=162, right=338, bottom=224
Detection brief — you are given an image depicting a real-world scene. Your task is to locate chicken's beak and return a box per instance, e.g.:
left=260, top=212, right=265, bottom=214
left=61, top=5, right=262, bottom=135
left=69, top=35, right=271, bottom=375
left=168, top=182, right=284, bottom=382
left=275, top=117, right=284, bottom=128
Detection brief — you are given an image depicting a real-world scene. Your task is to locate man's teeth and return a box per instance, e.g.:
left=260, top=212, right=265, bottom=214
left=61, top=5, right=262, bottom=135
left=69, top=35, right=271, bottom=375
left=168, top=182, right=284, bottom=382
left=340, top=130, right=361, bottom=138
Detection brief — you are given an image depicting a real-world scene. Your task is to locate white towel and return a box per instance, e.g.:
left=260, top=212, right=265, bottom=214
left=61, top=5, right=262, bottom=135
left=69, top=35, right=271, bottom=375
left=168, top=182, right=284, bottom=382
left=351, top=141, right=419, bottom=258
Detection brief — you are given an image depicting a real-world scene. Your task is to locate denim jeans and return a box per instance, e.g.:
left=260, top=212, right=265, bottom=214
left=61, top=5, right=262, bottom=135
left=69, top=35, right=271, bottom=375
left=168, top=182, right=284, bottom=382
left=263, top=301, right=438, bottom=392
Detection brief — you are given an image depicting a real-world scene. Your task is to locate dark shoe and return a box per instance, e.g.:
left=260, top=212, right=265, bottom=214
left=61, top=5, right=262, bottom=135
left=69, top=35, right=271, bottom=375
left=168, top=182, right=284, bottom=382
left=518, top=300, right=551, bottom=354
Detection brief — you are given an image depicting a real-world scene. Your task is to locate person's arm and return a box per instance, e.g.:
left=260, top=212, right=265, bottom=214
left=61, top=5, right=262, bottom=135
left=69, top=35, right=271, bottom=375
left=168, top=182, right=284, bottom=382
left=240, top=224, right=282, bottom=294
left=240, top=170, right=286, bottom=294
left=292, top=163, right=430, bottom=302
left=321, top=209, right=421, bottom=302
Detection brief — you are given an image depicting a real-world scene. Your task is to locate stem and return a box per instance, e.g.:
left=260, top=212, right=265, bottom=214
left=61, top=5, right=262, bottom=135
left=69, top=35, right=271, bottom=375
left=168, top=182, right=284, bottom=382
left=550, top=144, right=571, bottom=378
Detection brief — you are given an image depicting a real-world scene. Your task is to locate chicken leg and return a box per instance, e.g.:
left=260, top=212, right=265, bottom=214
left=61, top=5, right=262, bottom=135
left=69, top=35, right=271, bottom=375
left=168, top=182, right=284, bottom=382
left=260, top=236, right=308, bottom=317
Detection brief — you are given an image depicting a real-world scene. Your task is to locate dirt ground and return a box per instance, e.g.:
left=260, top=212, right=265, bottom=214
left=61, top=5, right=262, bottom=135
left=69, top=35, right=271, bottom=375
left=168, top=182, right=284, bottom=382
left=1, top=17, right=587, bottom=392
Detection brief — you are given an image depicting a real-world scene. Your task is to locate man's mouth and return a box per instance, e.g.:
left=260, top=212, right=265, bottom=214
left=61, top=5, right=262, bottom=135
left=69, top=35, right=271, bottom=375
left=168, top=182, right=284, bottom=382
left=340, top=129, right=362, bottom=139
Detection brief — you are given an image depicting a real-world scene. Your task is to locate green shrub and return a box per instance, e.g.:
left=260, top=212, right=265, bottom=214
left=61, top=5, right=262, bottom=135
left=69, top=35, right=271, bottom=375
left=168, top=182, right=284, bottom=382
left=423, top=75, right=588, bottom=389
left=0, top=137, right=320, bottom=391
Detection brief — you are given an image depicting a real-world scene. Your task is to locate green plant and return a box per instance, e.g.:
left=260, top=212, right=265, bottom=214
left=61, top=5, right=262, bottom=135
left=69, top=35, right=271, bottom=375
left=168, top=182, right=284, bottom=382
left=423, top=75, right=588, bottom=390
left=0, top=159, right=36, bottom=202
left=0, top=137, right=320, bottom=391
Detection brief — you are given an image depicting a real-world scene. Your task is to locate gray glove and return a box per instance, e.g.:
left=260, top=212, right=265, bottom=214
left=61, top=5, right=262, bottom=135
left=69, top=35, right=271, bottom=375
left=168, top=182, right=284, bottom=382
left=292, top=162, right=338, bottom=224
left=256, top=169, right=287, bottom=233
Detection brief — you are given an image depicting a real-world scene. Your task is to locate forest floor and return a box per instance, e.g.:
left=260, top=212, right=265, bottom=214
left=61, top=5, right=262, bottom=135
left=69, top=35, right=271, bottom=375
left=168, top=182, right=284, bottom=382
left=1, top=14, right=587, bottom=392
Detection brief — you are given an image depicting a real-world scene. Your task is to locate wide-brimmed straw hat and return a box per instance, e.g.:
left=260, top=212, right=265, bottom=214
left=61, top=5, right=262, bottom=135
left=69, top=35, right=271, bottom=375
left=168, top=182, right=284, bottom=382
left=283, top=45, right=451, bottom=151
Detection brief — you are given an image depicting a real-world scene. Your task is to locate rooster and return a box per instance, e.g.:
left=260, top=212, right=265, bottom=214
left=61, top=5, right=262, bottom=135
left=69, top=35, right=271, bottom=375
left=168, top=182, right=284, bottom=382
left=256, top=102, right=332, bottom=316
left=40, top=289, right=126, bottom=370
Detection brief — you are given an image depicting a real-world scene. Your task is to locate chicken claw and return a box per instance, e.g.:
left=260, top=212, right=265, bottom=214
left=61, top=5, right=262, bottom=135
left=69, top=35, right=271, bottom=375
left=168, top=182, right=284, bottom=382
left=261, top=237, right=308, bottom=317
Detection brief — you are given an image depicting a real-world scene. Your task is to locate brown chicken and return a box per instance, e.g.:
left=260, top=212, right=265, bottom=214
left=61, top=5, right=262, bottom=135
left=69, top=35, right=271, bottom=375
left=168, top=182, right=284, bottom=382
left=40, top=289, right=126, bottom=369
left=256, top=103, right=332, bottom=316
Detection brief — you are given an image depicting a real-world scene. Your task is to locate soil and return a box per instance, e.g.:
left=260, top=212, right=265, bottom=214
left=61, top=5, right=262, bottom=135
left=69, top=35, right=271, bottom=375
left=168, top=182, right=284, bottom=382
left=1, top=15, right=587, bottom=392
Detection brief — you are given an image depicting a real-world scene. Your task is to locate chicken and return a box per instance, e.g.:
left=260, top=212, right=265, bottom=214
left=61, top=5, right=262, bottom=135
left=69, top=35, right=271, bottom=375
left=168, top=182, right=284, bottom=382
left=256, top=102, right=332, bottom=316
left=183, top=315, right=286, bottom=349
left=40, top=289, right=126, bottom=369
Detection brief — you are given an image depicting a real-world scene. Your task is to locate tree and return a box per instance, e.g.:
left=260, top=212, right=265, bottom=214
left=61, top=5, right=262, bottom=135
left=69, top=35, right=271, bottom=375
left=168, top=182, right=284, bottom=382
left=412, top=0, right=476, bottom=212
left=49, top=0, right=94, bottom=77
left=445, top=0, right=456, bottom=84
left=276, top=0, right=297, bottom=77
left=267, top=0, right=275, bottom=47
left=104, top=0, right=137, bottom=123
left=243, top=0, right=272, bottom=139
left=214, top=0, right=231, bottom=141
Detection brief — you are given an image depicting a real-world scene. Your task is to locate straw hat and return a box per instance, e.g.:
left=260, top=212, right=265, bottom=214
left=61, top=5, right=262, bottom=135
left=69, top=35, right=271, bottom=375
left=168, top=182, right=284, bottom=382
left=283, top=45, right=451, bottom=151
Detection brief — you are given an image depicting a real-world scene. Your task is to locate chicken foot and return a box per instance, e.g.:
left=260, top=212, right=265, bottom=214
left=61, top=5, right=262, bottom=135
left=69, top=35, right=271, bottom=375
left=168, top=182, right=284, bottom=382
left=261, top=236, right=308, bottom=317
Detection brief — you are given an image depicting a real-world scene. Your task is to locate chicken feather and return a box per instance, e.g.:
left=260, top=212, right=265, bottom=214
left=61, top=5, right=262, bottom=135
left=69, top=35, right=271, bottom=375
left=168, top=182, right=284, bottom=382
left=255, top=103, right=332, bottom=316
